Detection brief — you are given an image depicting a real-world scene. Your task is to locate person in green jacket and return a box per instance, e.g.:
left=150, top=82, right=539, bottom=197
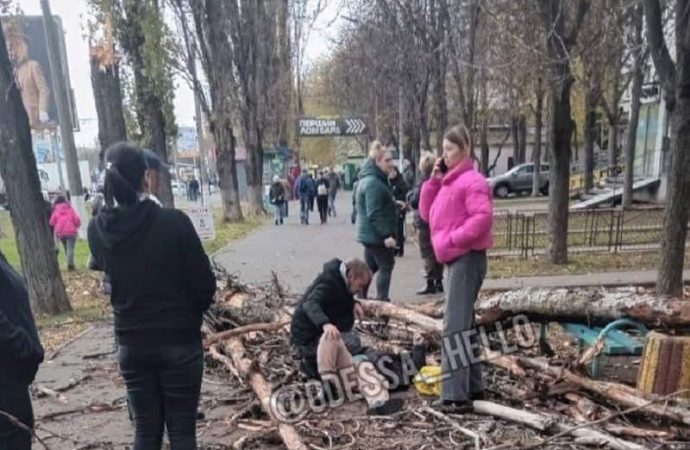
left=355, top=141, right=398, bottom=301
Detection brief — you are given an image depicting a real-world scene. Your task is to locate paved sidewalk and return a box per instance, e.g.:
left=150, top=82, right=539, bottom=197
left=214, top=193, right=687, bottom=300
left=484, top=269, right=690, bottom=291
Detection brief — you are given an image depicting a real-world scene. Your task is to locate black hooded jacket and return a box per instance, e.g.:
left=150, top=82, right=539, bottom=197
left=88, top=199, right=216, bottom=346
left=0, top=252, right=44, bottom=385
left=290, top=259, right=357, bottom=348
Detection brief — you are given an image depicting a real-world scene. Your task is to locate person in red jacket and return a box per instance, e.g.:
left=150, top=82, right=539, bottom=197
left=420, top=124, right=493, bottom=413
left=50, top=195, right=81, bottom=271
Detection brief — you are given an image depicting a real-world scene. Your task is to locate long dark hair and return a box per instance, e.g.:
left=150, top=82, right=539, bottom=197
left=104, top=143, right=147, bottom=208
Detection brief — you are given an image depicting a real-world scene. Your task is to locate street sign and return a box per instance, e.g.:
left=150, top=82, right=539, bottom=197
left=187, top=206, right=216, bottom=241
left=298, top=117, right=367, bottom=137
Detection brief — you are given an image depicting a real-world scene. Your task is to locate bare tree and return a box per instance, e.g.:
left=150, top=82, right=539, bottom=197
left=622, top=3, right=646, bottom=209
left=538, top=0, right=590, bottom=264
left=87, top=3, right=127, bottom=165
left=644, top=0, right=690, bottom=297
left=175, top=0, right=244, bottom=222
left=115, top=0, right=177, bottom=208
left=0, top=25, right=71, bottom=315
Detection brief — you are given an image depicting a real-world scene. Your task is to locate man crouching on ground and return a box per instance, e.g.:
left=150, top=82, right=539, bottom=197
left=290, top=258, right=403, bottom=415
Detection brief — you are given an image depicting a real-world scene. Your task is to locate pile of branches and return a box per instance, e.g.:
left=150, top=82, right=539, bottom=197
left=202, top=269, right=690, bottom=450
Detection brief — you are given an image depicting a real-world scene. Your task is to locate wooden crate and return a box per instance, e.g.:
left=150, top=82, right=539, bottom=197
left=637, top=331, right=690, bottom=398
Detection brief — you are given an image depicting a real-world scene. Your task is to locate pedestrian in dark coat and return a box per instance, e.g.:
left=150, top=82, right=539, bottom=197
left=0, top=251, right=44, bottom=450
left=388, top=166, right=409, bottom=257
left=88, top=142, right=216, bottom=449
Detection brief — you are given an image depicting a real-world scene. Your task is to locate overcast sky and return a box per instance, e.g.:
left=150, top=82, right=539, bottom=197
left=13, top=0, right=341, bottom=147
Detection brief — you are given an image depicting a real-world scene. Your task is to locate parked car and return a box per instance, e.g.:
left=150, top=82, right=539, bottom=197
left=488, top=163, right=550, bottom=198
left=171, top=180, right=187, bottom=197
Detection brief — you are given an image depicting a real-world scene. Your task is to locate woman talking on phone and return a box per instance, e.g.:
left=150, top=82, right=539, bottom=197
left=419, top=124, right=493, bottom=413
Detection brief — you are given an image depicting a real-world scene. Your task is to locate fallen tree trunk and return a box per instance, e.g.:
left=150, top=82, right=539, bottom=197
left=474, top=288, right=690, bottom=328
left=473, top=401, right=646, bottom=450
left=205, top=321, right=289, bottom=346
left=364, top=298, right=690, bottom=426
left=222, top=337, right=308, bottom=450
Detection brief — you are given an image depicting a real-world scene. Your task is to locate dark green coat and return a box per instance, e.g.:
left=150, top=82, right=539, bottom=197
left=355, top=159, right=397, bottom=245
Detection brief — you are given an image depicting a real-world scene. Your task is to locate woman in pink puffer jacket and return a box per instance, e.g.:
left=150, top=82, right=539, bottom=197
left=419, top=124, right=493, bottom=414
left=50, top=195, right=81, bottom=270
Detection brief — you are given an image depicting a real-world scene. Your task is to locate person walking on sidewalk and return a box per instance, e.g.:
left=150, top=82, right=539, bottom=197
left=50, top=194, right=81, bottom=271
left=295, top=169, right=316, bottom=225
left=355, top=141, right=398, bottom=301
left=420, top=124, right=493, bottom=414
left=269, top=176, right=286, bottom=225
left=408, top=151, right=444, bottom=295
left=290, top=258, right=403, bottom=415
left=0, top=251, right=44, bottom=450
left=388, top=166, right=409, bottom=257
left=316, top=172, right=330, bottom=225
left=327, top=169, right=341, bottom=217
left=88, top=143, right=216, bottom=449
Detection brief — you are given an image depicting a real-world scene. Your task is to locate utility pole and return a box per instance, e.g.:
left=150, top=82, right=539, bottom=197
left=41, top=0, right=82, bottom=198
left=194, top=91, right=207, bottom=206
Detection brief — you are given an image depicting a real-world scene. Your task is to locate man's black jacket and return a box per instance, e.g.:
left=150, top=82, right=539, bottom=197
left=290, top=259, right=357, bottom=348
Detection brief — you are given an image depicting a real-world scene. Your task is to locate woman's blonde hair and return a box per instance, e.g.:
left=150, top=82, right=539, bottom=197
left=444, top=124, right=472, bottom=155
left=419, top=151, right=436, bottom=177
left=368, top=140, right=385, bottom=160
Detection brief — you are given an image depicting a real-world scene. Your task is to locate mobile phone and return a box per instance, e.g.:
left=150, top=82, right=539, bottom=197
left=439, top=159, right=448, bottom=174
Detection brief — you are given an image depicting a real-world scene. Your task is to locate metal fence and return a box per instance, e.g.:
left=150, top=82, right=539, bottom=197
left=491, top=207, right=675, bottom=258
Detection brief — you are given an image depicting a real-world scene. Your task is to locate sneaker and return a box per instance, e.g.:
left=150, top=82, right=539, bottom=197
left=430, top=399, right=473, bottom=414
left=368, top=398, right=404, bottom=416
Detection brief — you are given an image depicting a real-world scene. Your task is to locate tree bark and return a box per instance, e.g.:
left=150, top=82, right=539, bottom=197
left=622, top=5, right=645, bottom=209
left=118, top=0, right=175, bottom=208
left=539, top=0, right=588, bottom=264
left=511, top=115, right=519, bottom=167
left=189, top=0, right=244, bottom=222
left=518, top=114, right=527, bottom=164
left=0, top=31, right=71, bottom=315
left=584, top=86, right=598, bottom=192
left=532, top=79, right=544, bottom=196
left=221, top=338, right=308, bottom=450
left=90, top=54, right=127, bottom=167
left=645, top=0, right=690, bottom=297
left=473, top=288, right=690, bottom=328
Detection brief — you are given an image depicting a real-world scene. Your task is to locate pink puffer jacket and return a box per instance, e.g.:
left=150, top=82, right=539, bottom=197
left=50, top=203, right=81, bottom=239
left=419, top=158, right=493, bottom=263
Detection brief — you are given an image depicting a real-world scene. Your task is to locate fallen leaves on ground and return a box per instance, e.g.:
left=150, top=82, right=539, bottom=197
left=37, top=271, right=111, bottom=355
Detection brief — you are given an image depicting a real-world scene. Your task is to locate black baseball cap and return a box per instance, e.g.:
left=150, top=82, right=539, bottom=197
left=143, top=149, right=170, bottom=171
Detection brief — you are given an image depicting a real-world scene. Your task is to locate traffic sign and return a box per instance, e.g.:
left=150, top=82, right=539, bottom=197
left=298, top=117, right=367, bottom=137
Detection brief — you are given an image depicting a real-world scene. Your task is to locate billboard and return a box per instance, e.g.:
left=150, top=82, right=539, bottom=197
left=1, top=15, right=78, bottom=130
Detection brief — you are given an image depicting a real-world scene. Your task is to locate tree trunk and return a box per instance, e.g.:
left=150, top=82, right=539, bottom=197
left=118, top=0, right=175, bottom=209
left=622, top=6, right=645, bottom=209
left=518, top=114, right=527, bottom=164
left=511, top=115, right=519, bottom=166
left=213, top=122, right=243, bottom=222
left=0, top=32, right=71, bottom=315
left=473, top=288, right=690, bottom=328
left=540, top=0, right=583, bottom=265
left=480, top=118, right=490, bottom=175
left=657, top=99, right=690, bottom=297
left=532, top=80, right=544, bottom=196
left=608, top=119, right=619, bottom=169
left=584, top=86, right=598, bottom=193
left=547, top=77, right=574, bottom=264
left=652, top=0, right=690, bottom=297
left=90, top=54, right=127, bottom=167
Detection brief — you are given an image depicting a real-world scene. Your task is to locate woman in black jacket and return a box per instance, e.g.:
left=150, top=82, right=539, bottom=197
left=88, top=143, right=216, bottom=450
left=388, top=166, right=409, bottom=257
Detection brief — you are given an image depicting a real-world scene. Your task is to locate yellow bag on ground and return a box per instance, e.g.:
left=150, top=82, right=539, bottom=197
left=414, top=365, right=442, bottom=397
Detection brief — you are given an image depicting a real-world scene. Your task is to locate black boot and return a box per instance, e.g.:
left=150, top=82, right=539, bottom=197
left=434, top=279, right=444, bottom=293
left=416, top=280, right=436, bottom=295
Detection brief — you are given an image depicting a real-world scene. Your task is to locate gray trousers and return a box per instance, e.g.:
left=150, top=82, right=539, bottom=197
left=440, top=250, right=487, bottom=402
